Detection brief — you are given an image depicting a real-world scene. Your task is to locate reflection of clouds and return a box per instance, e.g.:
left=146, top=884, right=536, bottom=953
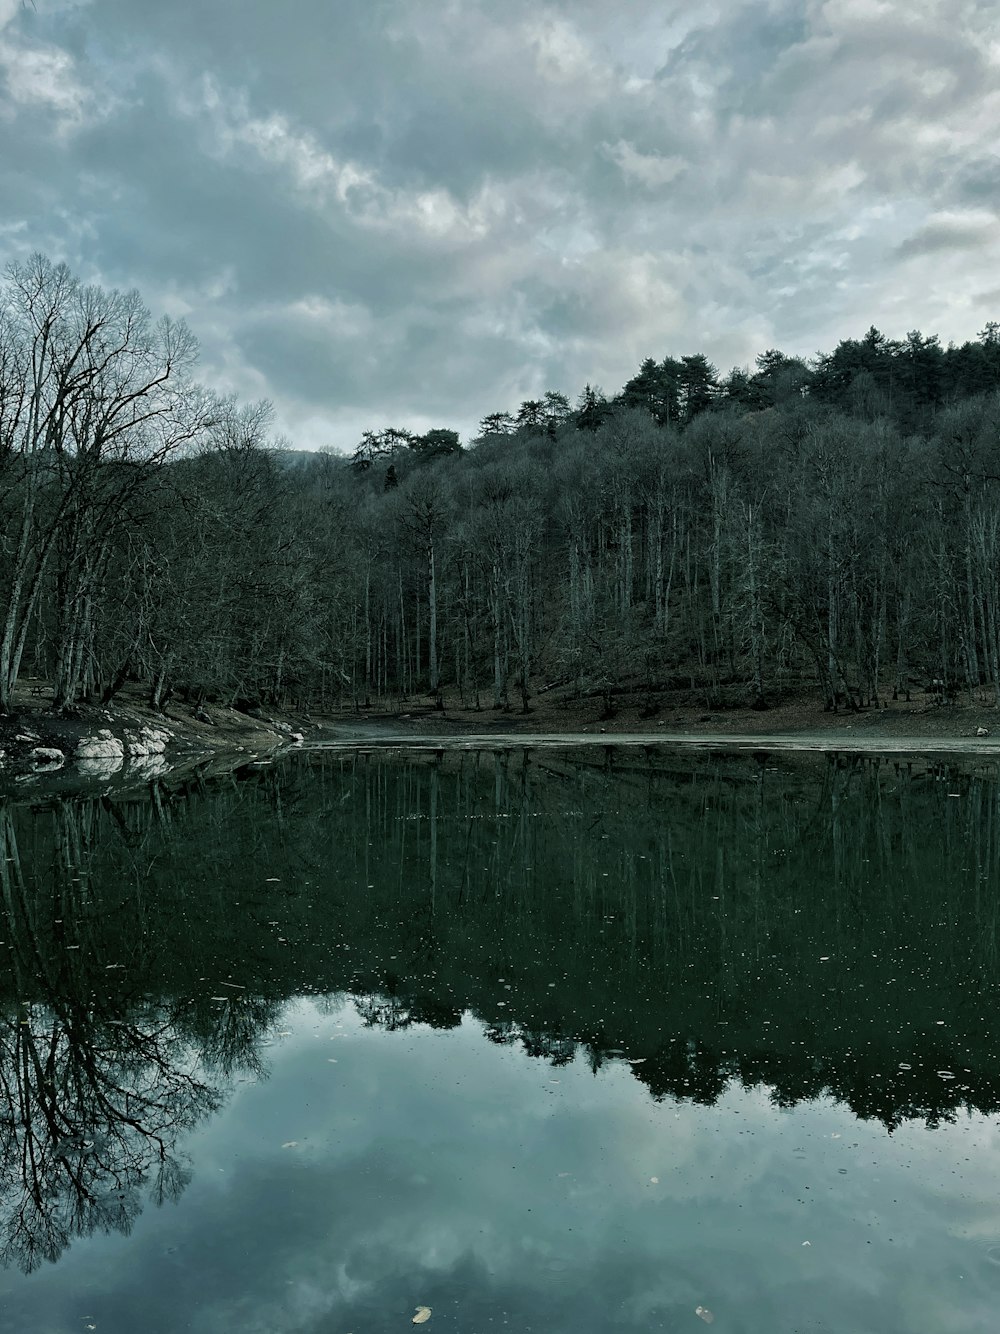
left=7, top=999, right=998, bottom=1333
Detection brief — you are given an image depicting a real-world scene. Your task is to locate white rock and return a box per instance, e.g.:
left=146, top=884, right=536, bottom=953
left=76, top=733, right=125, bottom=761
left=125, top=726, right=170, bottom=756
left=30, top=747, right=64, bottom=766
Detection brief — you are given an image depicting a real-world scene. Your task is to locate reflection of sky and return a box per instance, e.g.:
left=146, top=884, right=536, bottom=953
left=4, top=998, right=1000, bottom=1333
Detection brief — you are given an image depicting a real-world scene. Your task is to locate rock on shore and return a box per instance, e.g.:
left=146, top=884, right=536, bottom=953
left=0, top=693, right=315, bottom=793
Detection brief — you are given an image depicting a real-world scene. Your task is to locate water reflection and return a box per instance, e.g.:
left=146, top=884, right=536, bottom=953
left=0, top=804, right=274, bottom=1271
left=0, top=998, right=218, bottom=1273
left=1, top=747, right=999, bottom=1276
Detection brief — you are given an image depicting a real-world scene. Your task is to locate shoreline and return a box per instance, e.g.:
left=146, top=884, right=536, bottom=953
left=2, top=682, right=998, bottom=797
left=314, top=726, right=1000, bottom=757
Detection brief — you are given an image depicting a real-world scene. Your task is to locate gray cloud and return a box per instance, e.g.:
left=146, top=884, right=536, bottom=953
left=896, top=217, right=999, bottom=259
left=1, top=0, right=1000, bottom=448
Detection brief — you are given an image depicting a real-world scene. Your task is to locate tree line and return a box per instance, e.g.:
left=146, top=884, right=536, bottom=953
left=3, top=253, right=1000, bottom=716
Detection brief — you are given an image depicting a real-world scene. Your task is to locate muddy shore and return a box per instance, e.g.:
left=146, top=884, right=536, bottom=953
left=320, top=686, right=1000, bottom=754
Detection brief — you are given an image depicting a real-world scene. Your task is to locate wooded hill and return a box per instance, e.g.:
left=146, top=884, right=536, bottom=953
left=3, top=253, right=1000, bottom=717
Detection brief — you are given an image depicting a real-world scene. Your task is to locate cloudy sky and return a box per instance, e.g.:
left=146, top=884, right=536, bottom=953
left=2, top=0, right=999, bottom=450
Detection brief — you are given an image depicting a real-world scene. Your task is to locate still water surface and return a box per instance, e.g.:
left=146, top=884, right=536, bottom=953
left=2, top=745, right=1000, bottom=1332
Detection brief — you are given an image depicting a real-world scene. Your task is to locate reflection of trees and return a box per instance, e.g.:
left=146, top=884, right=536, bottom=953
left=0, top=802, right=275, bottom=1273
left=327, top=748, right=1000, bottom=1133
left=5, top=741, right=1000, bottom=1267
left=355, top=986, right=461, bottom=1033
left=0, top=1000, right=219, bottom=1272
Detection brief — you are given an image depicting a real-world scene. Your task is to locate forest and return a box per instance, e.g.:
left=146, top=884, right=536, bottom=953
left=3, top=252, right=1000, bottom=718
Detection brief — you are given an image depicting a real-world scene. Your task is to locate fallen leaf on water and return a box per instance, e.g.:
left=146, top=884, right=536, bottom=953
left=649, top=1176, right=659, bottom=1184
left=412, top=1306, right=432, bottom=1324
left=281, top=1141, right=298, bottom=1149
left=695, top=1305, right=714, bottom=1324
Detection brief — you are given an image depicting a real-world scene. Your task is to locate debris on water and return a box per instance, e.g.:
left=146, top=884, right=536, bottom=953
left=281, top=1141, right=298, bottom=1149
left=412, top=1306, right=432, bottom=1324
left=650, top=1176, right=659, bottom=1184
left=802, top=1240, right=811, bottom=1246
left=695, top=1305, right=714, bottom=1324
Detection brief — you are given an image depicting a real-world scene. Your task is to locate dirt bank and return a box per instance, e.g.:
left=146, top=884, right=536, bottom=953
left=321, top=686, right=999, bottom=753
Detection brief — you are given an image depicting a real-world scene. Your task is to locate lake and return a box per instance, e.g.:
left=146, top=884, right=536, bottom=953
left=1, top=743, right=999, bottom=1332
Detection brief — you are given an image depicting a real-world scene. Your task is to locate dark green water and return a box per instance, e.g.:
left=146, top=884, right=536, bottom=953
left=2, top=745, right=1000, bottom=1332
